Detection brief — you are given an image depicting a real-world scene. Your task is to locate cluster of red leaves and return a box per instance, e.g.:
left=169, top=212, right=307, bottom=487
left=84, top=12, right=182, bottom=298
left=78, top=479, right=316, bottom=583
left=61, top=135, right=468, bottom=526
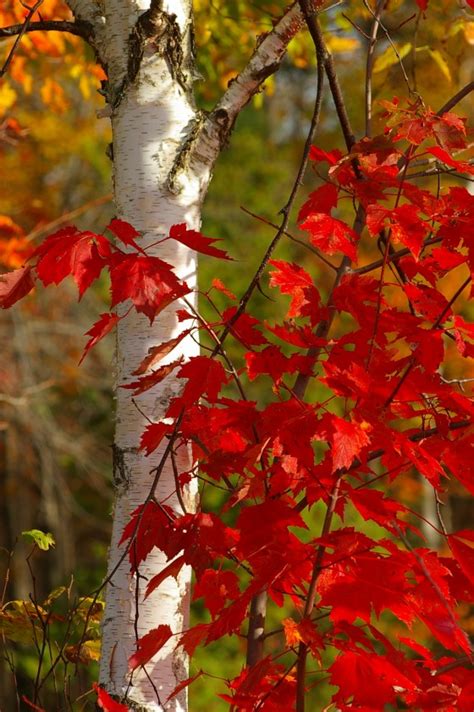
left=3, top=98, right=474, bottom=711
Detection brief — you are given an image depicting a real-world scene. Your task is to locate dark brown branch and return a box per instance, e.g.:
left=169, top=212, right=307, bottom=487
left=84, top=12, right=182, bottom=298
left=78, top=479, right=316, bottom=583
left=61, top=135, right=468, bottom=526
left=0, top=19, right=93, bottom=43
left=0, top=0, right=46, bottom=79
left=296, top=475, right=342, bottom=712
left=437, top=80, right=474, bottom=116
left=354, top=237, right=443, bottom=276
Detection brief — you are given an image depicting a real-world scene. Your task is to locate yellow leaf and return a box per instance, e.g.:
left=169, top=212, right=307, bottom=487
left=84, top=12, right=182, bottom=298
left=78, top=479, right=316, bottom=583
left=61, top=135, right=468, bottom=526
left=0, top=83, right=17, bottom=113
left=282, top=617, right=302, bottom=647
left=65, top=639, right=101, bottom=664
left=464, top=22, right=474, bottom=45
left=373, top=42, right=412, bottom=73
left=325, top=36, right=359, bottom=54
left=428, top=49, right=451, bottom=83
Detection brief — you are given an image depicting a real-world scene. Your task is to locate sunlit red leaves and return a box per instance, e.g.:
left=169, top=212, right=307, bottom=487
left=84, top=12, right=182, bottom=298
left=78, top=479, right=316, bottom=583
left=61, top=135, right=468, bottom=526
left=119, top=501, right=175, bottom=570
left=299, top=213, right=358, bottom=261
left=330, top=417, right=371, bottom=472
left=297, top=182, right=338, bottom=222
left=383, top=102, right=468, bottom=150
left=109, top=253, right=189, bottom=323
left=128, top=625, right=173, bottom=670
left=33, top=226, right=109, bottom=297
left=121, top=358, right=183, bottom=396
left=145, top=555, right=187, bottom=598
left=140, top=421, right=174, bottom=456
left=93, top=684, right=129, bottom=712
left=107, top=218, right=143, bottom=252
left=427, top=146, right=474, bottom=177
left=448, top=532, right=474, bottom=586
left=221, top=657, right=296, bottom=710
left=222, top=307, right=266, bottom=346
left=309, top=145, right=342, bottom=165
left=193, top=569, right=240, bottom=617
left=166, top=670, right=204, bottom=703
left=245, top=345, right=313, bottom=385
left=269, top=260, right=320, bottom=319
left=330, top=650, right=417, bottom=709
left=366, top=203, right=428, bottom=259
left=177, top=355, right=227, bottom=403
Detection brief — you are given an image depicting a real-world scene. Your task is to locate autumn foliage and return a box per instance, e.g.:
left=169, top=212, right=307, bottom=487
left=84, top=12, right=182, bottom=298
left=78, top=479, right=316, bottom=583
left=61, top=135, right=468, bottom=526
left=1, top=91, right=473, bottom=709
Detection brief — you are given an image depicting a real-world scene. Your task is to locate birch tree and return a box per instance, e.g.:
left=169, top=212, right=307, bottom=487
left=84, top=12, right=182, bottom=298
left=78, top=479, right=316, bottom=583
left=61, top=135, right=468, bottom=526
left=0, top=1, right=305, bottom=708
left=2, top=2, right=473, bottom=711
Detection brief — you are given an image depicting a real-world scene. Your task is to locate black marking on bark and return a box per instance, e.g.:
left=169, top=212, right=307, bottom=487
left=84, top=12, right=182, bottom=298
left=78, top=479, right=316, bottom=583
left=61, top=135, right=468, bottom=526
left=112, top=445, right=135, bottom=490
left=211, top=107, right=236, bottom=149
left=167, top=111, right=207, bottom=193
left=112, top=0, right=186, bottom=108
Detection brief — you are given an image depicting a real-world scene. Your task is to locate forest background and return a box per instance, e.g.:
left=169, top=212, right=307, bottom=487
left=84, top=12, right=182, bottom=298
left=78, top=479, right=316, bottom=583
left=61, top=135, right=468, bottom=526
left=0, top=1, right=473, bottom=710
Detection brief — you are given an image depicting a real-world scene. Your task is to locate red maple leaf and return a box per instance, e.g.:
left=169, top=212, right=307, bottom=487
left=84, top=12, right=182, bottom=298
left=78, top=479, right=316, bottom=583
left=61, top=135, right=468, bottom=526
left=331, top=417, right=371, bottom=472
left=193, top=568, right=240, bottom=617
left=34, top=226, right=109, bottom=297
left=79, top=312, right=120, bottom=364
left=298, top=183, right=338, bottom=222
left=133, top=331, right=191, bottom=375
left=0, top=266, right=35, bottom=308
left=299, top=213, right=358, bottom=260
left=106, top=218, right=144, bottom=252
left=269, top=260, right=320, bottom=319
left=309, top=145, right=343, bottom=165
left=177, top=356, right=227, bottom=403
left=170, top=223, right=231, bottom=259
left=146, top=555, right=186, bottom=598
left=121, top=358, right=183, bottom=396
left=128, top=625, right=173, bottom=670
left=110, top=254, right=189, bottom=322
left=93, top=684, right=129, bottom=712
left=366, top=203, right=428, bottom=258
left=140, top=421, right=174, bottom=455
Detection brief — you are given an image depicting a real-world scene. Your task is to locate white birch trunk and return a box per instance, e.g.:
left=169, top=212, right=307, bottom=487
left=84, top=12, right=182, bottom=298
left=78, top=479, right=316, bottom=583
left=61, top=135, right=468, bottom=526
left=96, top=2, right=208, bottom=709
left=64, top=1, right=303, bottom=708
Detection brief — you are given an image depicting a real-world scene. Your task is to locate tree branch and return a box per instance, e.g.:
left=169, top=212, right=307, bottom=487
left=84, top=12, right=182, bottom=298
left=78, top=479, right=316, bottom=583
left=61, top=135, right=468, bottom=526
left=184, top=2, right=305, bottom=182
left=0, top=0, right=45, bottom=79
left=437, top=80, right=474, bottom=116
left=0, top=20, right=93, bottom=43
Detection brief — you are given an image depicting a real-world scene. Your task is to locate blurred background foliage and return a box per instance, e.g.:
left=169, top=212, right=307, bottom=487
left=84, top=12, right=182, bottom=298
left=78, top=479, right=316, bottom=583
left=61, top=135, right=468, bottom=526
left=0, top=0, right=473, bottom=709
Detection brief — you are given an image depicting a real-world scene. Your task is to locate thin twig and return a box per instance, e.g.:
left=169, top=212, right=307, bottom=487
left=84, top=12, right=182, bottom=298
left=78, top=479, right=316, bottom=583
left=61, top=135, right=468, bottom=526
left=213, top=30, right=325, bottom=355
left=0, top=0, right=45, bottom=79
left=437, top=80, right=474, bottom=116
left=241, top=206, right=338, bottom=271
left=365, top=0, right=385, bottom=137
left=0, top=19, right=92, bottom=42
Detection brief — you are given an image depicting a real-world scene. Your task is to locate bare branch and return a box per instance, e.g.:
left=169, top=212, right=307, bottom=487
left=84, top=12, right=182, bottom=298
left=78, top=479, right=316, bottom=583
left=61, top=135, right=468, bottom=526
left=365, top=0, right=384, bottom=137
left=0, top=20, right=93, bottom=43
left=184, top=2, right=305, bottom=181
left=0, top=0, right=45, bottom=80
left=437, top=80, right=474, bottom=116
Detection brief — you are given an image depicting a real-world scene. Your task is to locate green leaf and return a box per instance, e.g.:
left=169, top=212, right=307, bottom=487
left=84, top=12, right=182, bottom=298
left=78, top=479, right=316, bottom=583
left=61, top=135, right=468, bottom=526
left=22, top=529, right=55, bottom=551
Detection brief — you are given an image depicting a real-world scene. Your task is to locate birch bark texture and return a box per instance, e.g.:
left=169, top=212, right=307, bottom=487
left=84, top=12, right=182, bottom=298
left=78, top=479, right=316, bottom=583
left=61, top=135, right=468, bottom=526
left=64, top=1, right=304, bottom=709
